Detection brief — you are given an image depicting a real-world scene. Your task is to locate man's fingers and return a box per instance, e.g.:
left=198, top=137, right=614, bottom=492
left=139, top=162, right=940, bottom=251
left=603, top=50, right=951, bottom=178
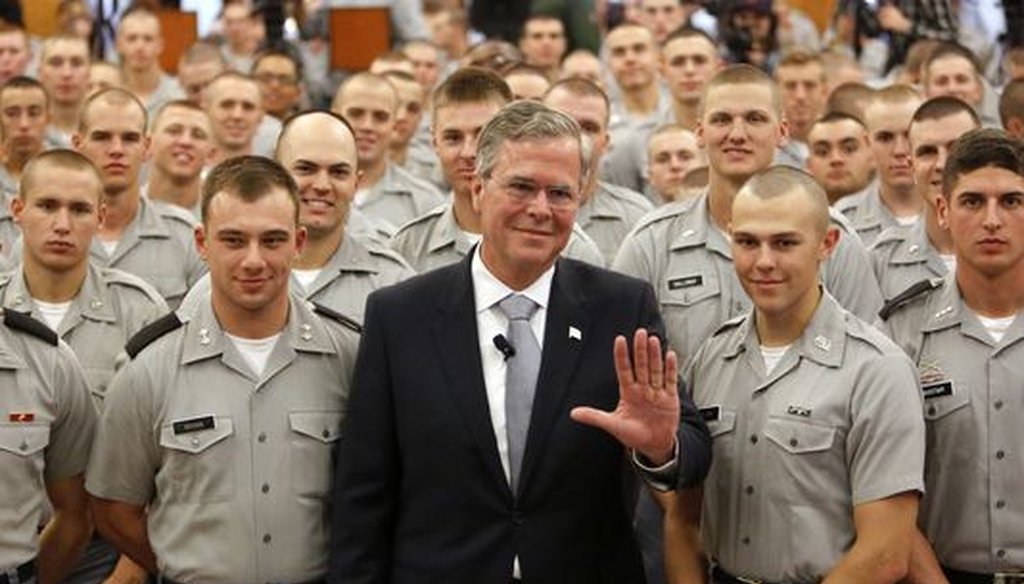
left=665, top=349, right=679, bottom=395
left=632, top=329, right=650, bottom=388
left=570, top=406, right=617, bottom=434
left=612, top=335, right=635, bottom=391
left=648, top=334, right=664, bottom=392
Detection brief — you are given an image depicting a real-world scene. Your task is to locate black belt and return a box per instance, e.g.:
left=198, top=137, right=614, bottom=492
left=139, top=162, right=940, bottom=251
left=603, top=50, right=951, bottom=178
left=944, top=566, right=1024, bottom=584
left=0, top=560, right=35, bottom=584
left=712, top=566, right=785, bottom=584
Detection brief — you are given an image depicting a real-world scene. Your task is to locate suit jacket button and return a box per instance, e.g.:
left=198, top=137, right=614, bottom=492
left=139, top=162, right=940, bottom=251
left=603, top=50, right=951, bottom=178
left=512, top=511, right=523, bottom=526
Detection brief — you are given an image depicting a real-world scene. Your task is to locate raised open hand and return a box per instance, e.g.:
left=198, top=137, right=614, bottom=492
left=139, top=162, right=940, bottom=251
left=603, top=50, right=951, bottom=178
left=570, top=328, right=680, bottom=465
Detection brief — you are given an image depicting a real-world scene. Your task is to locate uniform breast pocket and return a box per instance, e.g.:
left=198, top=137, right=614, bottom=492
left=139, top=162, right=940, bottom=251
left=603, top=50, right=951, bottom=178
left=289, top=411, right=343, bottom=498
left=0, top=423, right=49, bottom=505
left=158, top=417, right=235, bottom=503
left=764, top=416, right=838, bottom=502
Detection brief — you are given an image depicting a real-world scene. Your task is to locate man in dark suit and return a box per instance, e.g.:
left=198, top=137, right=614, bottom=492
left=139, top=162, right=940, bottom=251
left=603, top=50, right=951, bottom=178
left=329, top=100, right=711, bottom=584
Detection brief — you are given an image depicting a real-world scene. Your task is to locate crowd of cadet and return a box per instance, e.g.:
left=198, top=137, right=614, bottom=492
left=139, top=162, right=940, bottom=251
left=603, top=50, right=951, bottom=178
left=0, top=0, right=1022, bottom=583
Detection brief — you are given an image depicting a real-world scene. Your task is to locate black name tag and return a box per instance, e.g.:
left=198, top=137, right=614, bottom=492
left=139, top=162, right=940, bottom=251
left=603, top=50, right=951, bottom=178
left=921, top=381, right=953, bottom=400
left=787, top=405, right=812, bottom=417
left=668, top=275, right=703, bottom=290
left=173, top=415, right=216, bottom=435
left=699, top=406, right=720, bottom=422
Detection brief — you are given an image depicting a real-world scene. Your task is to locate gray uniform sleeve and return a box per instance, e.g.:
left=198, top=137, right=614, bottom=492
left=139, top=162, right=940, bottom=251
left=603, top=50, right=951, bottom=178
left=823, top=228, right=884, bottom=322
left=45, top=341, right=97, bottom=482
left=847, top=349, right=926, bottom=504
left=86, top=359, right=161, bottom=505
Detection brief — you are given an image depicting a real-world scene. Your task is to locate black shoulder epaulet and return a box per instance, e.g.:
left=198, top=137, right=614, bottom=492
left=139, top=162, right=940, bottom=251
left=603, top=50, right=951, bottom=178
left=3, top=310, right=58, bottom=346
left=125, top=312, right=183, bottom=359
left=312, top=303, right=363, bottom=334
left=879, top=278, right=943, bottom=321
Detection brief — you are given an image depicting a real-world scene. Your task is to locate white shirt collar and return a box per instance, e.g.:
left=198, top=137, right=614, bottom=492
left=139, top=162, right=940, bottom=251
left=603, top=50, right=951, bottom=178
left=471, top=244, right=555, bottom=315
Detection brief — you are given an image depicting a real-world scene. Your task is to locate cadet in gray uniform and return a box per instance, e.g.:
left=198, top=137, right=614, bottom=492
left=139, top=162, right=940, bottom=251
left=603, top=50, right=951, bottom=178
left=0, top=308, right=96, bottom=584
left=4, top=150, right=167, bottom=584
left=613, top=66, right=884, bottom=366
left=834, top=85, right=924, bottom=246
left=73, top=89, right=206, bottom=308
left=274, top=110, right=412, bottom=322
left=391, top=67, right=605, bottom=272
left=115, top=6, right=185, bottom=116
left=870, top=97, right=980, bottom=300
left=332, top=72, right=445, bottom=231
left=87, top=156, right=361, bottom=583
left=669, top=167, right=925, bottom=584
left=881, top=129, right=1024, bottom=583
left=543, top=78, right=654, bottom=266
left=0, top=77, right=50, bottom=199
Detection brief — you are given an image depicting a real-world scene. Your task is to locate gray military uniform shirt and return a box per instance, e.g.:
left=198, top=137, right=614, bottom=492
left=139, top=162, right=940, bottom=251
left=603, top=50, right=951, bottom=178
left=0, top=314, right=96, bottom=570
left=612, top=192, right=884, bottom=365
left=0, top=262, right=168, bottom=404
left=291, top=235, right=413, bottom=324
left=690, top=293, right=925, bottom=582
left=869, top=220, right=948, bottom=301
left=833, top=181, right=905, bottom=247
left=578, top=181, right=655, bottom=267
left=86, top=295, right=359, bottom=583
left=355, top=162, right=445, bottom=231
left=91, top=197, right=206, bottom=308
left=882, top=273, right=1024, bottom=573
left=0, top=191, right=18, bottom=266
left=389, top=201, right=606, bottom=273
left=143, top=74, right=186, bottom=116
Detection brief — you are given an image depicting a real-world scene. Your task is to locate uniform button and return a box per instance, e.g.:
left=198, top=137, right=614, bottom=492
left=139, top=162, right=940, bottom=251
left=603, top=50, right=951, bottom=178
left=997, top=549, right=1006, bottom=558
left=261, top=483, right=270, bottom=494
left=996, top=500, right=1006, bottom=509
left=996, top=450, right=1005, bottom=460
left=191, top=437, right=200, bottom=447
left=789, top=438, right=798, bottom=447
left=741, top=537, right=750, bottom=545
left=257, top=432, right=267, bottom=443
left=745, top=485, right=754, bottom=495
left=749, top=435, right=758, bottom=444
left=927, top=406, right=937, bottom=416
left=994, top=400, right=1004, bottom=410
left=263, top=534, right=272, bottom=544
left=322, top=428, right=331, bottom=439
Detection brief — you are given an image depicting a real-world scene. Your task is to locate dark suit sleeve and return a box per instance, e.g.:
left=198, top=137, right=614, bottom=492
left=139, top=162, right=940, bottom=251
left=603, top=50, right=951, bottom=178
left=638, top=282, right=712, bottom=490
left=329, top=291, right=396, bottom=584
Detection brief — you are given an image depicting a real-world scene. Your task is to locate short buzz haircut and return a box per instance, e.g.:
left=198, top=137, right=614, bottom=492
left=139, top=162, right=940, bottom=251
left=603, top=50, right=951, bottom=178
left=201, top=155, right=300, bottom=226
left=865, top=84, right=921, bottom=124
left=825, top=82, right=874, bottom=121
left=40, top=34, right=90, bottom=63
left=775, top=49, right=825, bottom=79
left=275, top=109, right=356, bottom=160
left=79, top=87, right=147, bottom=133
left=20, top=149, right=103, bottom=203
left=663, top=26, right=716, bottom=51
left=646, top=123, right=697, bottom=155
left=736, top=166, right=831, bottom=235
left=519, top=13, right=563, bottom=39
left=809, top=111, right=867, bottom=134
left=999, top=79, right=1024, bottom=126
left=179, top=40, right=226, bottom=68
left=544, top=77, right=610, bottom=123
left=911, top=96, right=981, bottom=127
left=150, top=99, right=207, bottom=131
left=331, top=71, right=398, bottom=112
left=503, top=63, right=549, bottom=81
left=116, top=3, right=160, bottom=33
left=0, top=75, right=50, bottom=105
left=700, top=64, right=781, bottom=116
left=923, top=42, right=982, bottom=84
left=431, top=67, right=512, bottom=121
left=475, top=100, right=584, bottom=185
left=942, top=128, right=1024, bottom=198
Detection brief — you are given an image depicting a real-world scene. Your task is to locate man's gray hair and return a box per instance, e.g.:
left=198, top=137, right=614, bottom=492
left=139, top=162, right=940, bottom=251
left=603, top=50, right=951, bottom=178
left=475, top=100, right=584, bottom=183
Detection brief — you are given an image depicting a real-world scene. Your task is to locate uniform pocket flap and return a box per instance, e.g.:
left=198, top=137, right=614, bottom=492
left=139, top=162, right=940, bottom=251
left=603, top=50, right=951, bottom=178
left=764, top=417, right=836, bottom=454
left=922, top=381, right=969, bottom=421
left=160, top=416, right=234, bottom=454
left=289, top=411, right=343, bottom=444
left=705, top=408, right=737, bottom=438
left=0, top=423, right=50, bottom=456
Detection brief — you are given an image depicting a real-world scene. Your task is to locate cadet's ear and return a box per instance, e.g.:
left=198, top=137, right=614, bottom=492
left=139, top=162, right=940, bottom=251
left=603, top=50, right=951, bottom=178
left=819, top=225, right=840, bottom=261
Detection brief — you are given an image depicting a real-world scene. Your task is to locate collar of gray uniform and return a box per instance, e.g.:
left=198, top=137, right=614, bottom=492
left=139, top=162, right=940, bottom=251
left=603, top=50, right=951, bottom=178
left=2, top=262, right=116, bottom=324
left=296, top=234, right=379, bottom=295
left=429, top=201, right=473, bottom=255
left=668, top=191, right=730, bottom=257
left=130, top=196, right=174, bottom=240
left=888, top=220, right=933, bottom=266
left=0, top=320, right=25, bottom=369
left=180, top=293, right=337, bottom=364
left=921, top=271, right=964, bottom=333
left=723, top=289, right=845, bottom=368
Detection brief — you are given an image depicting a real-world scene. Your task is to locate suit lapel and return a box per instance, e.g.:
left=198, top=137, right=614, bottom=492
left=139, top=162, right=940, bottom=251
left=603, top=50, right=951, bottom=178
left=517, top=260, right=588, bottom=494
left=431, top=257, right=511, bottom=497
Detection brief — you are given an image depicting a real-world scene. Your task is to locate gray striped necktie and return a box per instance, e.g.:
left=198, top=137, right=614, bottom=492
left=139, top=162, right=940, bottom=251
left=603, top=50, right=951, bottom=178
left=498, top=293, right=541, bottom=493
